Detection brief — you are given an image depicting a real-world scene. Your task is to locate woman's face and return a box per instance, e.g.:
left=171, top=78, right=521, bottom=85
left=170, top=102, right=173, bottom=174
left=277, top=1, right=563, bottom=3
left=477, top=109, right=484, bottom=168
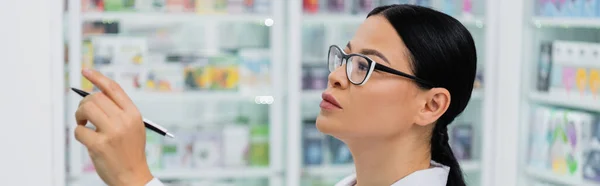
left=316, top=15, right=426, bottom=141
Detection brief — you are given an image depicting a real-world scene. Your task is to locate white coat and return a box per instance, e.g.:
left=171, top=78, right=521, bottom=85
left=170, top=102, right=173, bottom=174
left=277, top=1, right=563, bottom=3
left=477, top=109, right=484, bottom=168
left=145, top=161, right=450, bottom=186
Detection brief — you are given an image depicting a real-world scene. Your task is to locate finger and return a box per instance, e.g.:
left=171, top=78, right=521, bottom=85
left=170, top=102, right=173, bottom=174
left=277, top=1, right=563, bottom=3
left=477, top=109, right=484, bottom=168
left=75, top=101, right=112, bottom=131
left=74, top=125, right=101, bottom=148
left=81, top=68, right=136, bottom=112
left=89, top=92, right=122, bottom=118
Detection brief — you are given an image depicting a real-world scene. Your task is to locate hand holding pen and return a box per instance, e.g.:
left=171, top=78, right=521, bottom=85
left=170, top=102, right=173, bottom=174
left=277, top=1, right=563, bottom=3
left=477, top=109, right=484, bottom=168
left=73, top=68, right=157, bottom=186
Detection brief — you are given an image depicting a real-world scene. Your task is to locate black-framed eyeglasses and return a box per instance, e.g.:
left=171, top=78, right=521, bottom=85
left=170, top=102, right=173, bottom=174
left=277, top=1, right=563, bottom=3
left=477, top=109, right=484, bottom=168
left=327, top=45, right=435, bottom=87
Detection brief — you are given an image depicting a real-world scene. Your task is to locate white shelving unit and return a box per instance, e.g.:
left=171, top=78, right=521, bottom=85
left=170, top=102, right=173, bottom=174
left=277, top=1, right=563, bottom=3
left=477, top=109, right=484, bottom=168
left=529, top=92, right=600, bottom=112
left=532, top=17, right=600, bottom=29
left=517, top=1, right=600, bottom=186
left=65, top=0, right=285, bottom=186
left=81, top=12, right=272, bottom=23
left=303, top=14, right=485, bottom=28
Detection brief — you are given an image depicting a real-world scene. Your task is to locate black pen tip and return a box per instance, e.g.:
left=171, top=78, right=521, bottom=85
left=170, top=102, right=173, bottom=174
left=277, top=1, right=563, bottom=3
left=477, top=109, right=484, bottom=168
left=71, top=87, right=89, bottom=97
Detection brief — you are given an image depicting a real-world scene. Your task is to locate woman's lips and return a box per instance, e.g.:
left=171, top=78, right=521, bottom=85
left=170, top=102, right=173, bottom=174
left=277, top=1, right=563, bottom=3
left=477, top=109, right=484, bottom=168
left=321, top=92, right=342, bottom=110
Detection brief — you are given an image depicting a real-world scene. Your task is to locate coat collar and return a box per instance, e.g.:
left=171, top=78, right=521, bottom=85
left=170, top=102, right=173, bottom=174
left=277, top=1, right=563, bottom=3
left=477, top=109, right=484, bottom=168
left=334, top=161, right=450, bottom=186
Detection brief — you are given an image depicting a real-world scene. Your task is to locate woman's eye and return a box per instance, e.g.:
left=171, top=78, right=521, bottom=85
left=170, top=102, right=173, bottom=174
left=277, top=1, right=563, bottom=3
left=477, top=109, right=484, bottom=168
left=358, top=62, right=369, bottom=71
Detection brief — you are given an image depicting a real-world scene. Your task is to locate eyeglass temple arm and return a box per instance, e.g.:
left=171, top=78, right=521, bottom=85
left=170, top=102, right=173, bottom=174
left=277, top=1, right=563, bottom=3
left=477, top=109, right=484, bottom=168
left=373, top=64, right=436, bottom=87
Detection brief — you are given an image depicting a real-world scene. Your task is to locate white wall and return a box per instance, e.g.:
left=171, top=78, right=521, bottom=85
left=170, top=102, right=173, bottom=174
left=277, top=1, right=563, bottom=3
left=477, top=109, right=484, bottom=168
left=0, top=0, right=64, bottom=185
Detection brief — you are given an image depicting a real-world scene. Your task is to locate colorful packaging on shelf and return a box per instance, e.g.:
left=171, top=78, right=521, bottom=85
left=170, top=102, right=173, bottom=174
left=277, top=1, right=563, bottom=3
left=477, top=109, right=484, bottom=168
left=415, top=0, right=431, bottom=7
left=302, top=24, right=326, bottom=59
left=303, top=121, right=324, bottom=165
left=249, top=124, right=270, bottom=166
left=474, top=69, right=484, bottom=89
left=161, top=128, right=184, bottom=169
left=192, top=128, right=223, bottom=168
left=89, top=36, right=148, bottom=66
left=196, top=0, right=227, bottom=14
left=327, top=135, right=353, bottom=164
left=380, top=0, right=410, bottom=6
left=537, top=42, right=553, bottom=92
left=146, top=130, right=163, bottom=171
left=441, top=0, right=457, bottom=16
left=95, top=65, right=143, bottom=92
left=548, top=109, right=594, bottom=178
left=547, top=41, right=600, bottom=99
left=184, top=59, right=212, bottom=90
left=252, top=0, right=271, bottom=14
left=529, top=106, right=552, bottom=170
left=351, top=0, right=377, bottom=14
left=539, top=0, right=560, bottom=17
left=196, top=0, right=214, bottom=14
left=140, top=64, right=185, bottom=92
left=135, top=0, right=166, bottom=12
left=238, top=49, right=271, bottom=94
left=327, top=0, right=350, bottom=13
left=572, top=0, right=585, bottom=17
left=227, top=0, right=244, bottom=13
left=527, top=106, right=596, bottom=179
left=81, top=0, right=104, bottom=12
left=81, top=40, right=95, bottom=92
left=584, top=148, right=600, bottom=182
left=209, top=55, right=239, bottom=90
left=304, top=0, right=320, bottom=13
left=591, top=69, right=600, bottom=98
left=583, top=0, right=598, bottom=17
left=311, top=66, right=329, bottom=90
left=450, top=124, right=473, bottom=160
left=177, top=129, right=196, bottom=169
left=462, top=0, right=472, bottom=17
left=222, top=124, right=250, bottom=167
left=104, top=0, right=136, bottom=11
left=166, top=0, right=194, bottom=12
left=583, top=118, right=600, bottom=182
left=302, top=66, right=314, bottom=90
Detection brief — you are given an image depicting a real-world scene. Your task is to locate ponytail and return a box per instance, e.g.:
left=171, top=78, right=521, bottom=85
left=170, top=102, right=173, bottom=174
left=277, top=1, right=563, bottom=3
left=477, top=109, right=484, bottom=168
left=431, top=119, right=466, bottom=186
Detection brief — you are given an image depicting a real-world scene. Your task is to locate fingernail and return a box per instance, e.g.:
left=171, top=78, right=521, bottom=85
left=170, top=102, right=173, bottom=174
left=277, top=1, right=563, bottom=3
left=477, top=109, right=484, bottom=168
left=82, top=68, right=91, bottom=76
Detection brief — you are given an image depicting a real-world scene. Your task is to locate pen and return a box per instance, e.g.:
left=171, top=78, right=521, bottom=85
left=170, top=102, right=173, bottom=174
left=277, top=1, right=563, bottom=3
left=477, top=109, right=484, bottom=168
left=71, top=87, right=175, bottom=138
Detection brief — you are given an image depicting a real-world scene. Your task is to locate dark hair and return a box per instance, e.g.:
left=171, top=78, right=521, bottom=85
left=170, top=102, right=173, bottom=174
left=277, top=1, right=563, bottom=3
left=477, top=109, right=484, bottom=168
left=367, top=4, right=476, bottom=186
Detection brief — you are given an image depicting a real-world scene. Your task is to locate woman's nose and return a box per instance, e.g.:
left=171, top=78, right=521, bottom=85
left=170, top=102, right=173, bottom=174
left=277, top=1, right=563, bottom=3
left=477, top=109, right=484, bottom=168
left=328, top=63, right=349, bottom=89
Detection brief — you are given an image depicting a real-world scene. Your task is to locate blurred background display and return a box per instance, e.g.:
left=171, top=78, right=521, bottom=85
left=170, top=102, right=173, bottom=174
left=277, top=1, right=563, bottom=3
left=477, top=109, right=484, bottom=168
left=33, top=0, right=597, bottom=186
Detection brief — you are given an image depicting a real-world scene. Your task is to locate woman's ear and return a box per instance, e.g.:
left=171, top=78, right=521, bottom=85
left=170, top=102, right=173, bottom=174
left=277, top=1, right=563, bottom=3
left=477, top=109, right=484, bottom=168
left=415, top=88, right=451, bottom=126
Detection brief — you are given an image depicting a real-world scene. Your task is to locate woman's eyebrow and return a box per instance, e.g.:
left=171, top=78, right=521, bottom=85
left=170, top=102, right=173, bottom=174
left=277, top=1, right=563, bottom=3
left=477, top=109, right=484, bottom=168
left=360, top=49, right=390, bottom=65
left=346, top=42, right=390, bottom=65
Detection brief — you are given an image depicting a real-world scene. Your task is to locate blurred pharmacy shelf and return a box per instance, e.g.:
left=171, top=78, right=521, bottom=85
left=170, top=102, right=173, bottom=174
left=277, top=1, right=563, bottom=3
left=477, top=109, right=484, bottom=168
left=303, top=14, right=484, bottom=28
left=460, top=160, right=482, bottom=172
left=529, top=92, right=600, bottom=112
left=65, top=1, right=286, bottom=186
left=523, top=167, right=600, bottom=186
left=302, top=14, right=365, bottom=24
left=551, top=60, right=600, bottom=69
left=126, top=91, right=260, bottom=103
left=78, top=12, right=273, bottom=23
left=471, top=89, right=484, bottom=100
left=532, top=17, right=600, bottom=29
left=301, top=90, right=324, bottom=101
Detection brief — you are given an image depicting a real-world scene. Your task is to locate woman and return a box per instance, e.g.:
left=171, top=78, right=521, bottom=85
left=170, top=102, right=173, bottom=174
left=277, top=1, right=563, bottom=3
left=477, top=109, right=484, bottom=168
left=73, top=4, right=475, bottom=186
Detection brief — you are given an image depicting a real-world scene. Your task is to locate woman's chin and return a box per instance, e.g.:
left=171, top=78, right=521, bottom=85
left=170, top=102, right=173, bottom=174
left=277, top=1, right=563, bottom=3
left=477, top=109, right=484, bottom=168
left=315, top=113, right=342, bottom=135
